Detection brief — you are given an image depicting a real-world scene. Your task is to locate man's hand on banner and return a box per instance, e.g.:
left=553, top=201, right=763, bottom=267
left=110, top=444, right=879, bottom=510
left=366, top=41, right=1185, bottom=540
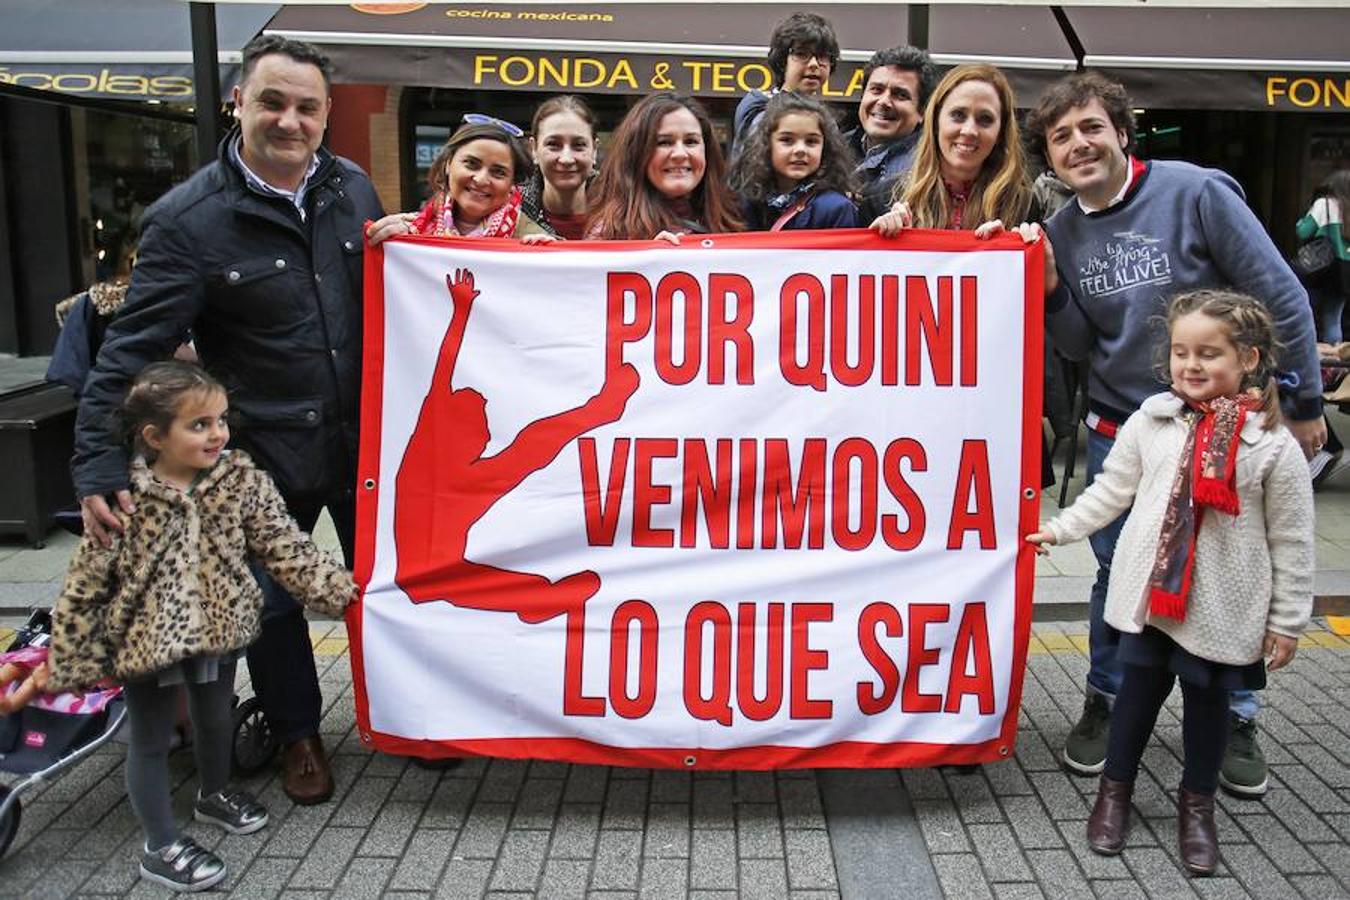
left=447, top=268, right=480, bottom=308
left=1025, top=527, right=1056, bottom=556
left=972, top=221, right=1061, bottom=296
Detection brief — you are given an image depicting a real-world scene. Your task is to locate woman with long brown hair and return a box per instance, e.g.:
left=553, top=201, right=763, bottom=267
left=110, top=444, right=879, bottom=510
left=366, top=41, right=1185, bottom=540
left=521, top=95, right=597, bottom=240
left=588, top=92, right=743, bottom=241
left=870, top=63, right=1032, bottom=235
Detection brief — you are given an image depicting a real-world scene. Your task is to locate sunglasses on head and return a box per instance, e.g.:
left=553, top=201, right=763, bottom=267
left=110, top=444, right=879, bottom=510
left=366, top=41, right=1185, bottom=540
left=462, top=113, right=524, bottom=138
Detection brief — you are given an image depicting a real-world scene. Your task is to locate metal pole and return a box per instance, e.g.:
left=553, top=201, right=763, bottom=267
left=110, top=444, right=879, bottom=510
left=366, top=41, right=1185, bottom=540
left=907, top=4, right=930, bottom=51
left=189, top=2, right=221, bottom=168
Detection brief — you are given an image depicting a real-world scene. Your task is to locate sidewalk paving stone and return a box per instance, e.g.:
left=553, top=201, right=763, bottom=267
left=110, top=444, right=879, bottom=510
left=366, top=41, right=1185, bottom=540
left=644, top=802, right=691, bottom=857
left=689, top=828, right=737, bottom=889
left=783, top=829, right=836, bottom=889
left=536, top=857, right=590, bottom=898
left=487, top=830, right=549, bottom=891
left=591, top=828, right=644, bottom=889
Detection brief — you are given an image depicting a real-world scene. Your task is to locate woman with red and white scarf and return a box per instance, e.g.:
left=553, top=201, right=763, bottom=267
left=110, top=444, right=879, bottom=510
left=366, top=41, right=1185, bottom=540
left=367, top=115, right=549, bottom=243
left=1028, top=289, right=1313, bottom=877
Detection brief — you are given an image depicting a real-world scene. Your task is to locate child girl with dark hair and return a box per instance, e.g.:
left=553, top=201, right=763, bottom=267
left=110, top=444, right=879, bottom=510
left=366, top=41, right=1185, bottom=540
left=46, top=360, right=356, bottom=891
left=731, top=92, right=859, bottom=231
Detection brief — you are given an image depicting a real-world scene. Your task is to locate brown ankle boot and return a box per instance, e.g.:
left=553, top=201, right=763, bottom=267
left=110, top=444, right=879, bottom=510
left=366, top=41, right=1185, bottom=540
left=1086, top=775, right=1132, bottom=855
left=1177, top=787, right=1219, bottom=876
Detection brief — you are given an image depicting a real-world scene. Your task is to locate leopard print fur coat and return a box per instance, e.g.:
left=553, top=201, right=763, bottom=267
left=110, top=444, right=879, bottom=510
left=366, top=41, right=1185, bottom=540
left=47, top=450, right=354, bottom=693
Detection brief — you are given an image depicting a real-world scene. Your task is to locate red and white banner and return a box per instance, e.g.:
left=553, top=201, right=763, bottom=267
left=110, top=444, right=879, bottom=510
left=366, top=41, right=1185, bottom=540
left=352, top=230, right=1043, bottom=769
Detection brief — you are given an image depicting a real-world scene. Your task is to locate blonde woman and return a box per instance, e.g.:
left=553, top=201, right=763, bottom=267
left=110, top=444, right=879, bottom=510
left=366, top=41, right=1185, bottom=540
left=870, top=64, right=1033, bottom=236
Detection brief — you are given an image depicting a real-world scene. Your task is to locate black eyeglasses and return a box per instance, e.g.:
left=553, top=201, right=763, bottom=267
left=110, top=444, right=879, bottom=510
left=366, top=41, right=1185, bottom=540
left=788, top=48, right=831, bottom=65
left=462, top=113, right=524, bottom=138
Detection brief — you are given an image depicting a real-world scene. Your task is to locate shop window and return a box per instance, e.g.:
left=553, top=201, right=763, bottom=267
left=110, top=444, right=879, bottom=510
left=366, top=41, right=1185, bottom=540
left=75, top=107, right=196, bottom=282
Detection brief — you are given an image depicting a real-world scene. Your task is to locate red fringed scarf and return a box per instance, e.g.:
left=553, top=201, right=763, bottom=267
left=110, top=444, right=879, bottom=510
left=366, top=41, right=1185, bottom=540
left=410, top=186, right=522, bottom=238
left=1145, top=393, right=1258, bottom=621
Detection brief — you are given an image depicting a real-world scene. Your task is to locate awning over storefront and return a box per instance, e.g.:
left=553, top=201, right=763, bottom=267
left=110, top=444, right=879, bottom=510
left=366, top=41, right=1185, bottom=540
left=263, top=2, right=1349, bottom=113
left=1061, top=6, right=1349, bottom=113
left=0, top=0, right=277, bottom=103
left=263, top=2, right=1076, bottom=104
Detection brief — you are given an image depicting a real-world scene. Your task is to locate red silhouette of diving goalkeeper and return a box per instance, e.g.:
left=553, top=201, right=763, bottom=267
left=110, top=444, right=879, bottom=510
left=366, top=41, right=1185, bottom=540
left=395, top=268, right=639, bottom=623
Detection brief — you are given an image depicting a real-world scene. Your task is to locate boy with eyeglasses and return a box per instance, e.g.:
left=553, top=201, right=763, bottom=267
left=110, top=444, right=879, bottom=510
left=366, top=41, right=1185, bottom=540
left=731, top=12, right=840, bottom=159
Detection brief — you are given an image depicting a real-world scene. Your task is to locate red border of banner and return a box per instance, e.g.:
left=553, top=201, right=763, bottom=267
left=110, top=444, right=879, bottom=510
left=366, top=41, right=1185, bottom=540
left=351, top=228, right=1043, bottom=769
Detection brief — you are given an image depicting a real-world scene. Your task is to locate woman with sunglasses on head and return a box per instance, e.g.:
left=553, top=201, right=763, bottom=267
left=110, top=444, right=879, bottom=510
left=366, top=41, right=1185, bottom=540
left=520, top=95, right=597, bottom=241
left=587, top=92, right=743, bottom=243
left=366, top=114, right=551, bottom=244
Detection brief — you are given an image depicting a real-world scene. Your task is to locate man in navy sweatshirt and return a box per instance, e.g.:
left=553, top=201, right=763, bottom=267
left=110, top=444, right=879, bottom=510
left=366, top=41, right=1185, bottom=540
left=1028, top=73, right=1324, bottom=798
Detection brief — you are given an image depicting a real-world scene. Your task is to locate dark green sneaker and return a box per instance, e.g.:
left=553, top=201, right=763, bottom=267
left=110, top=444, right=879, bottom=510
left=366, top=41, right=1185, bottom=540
left=1063, top=693, right=1111, bottom=775
left=1219, top=713, right=1268, bottom=798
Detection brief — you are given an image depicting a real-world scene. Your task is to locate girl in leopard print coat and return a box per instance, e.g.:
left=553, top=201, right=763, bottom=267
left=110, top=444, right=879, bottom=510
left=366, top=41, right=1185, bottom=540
left=47, top=361, right=356, bottom=891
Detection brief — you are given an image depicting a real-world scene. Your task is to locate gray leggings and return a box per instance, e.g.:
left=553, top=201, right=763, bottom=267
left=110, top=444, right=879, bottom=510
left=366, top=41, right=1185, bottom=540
left=123, top=661, right=235, bottom=851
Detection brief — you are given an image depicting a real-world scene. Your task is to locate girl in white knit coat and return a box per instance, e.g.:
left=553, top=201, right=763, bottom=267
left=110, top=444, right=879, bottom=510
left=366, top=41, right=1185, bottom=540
left=1028, top=289, right=1314, bottom=876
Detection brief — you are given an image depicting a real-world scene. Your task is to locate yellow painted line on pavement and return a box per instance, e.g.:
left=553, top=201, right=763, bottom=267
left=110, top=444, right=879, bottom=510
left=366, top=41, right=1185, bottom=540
left=1037, top=632, right=1078, bottom=652
left=314, top=638, right=349, bottom=656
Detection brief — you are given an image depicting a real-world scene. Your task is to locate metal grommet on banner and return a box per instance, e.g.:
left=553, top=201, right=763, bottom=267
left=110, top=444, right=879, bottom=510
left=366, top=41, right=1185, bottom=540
left=700, top=238, right=714, bottom=248
left=363, top=478, right=377, bottom=490
left=683, top=755, right=697, bottom=767
left=998, top=745, right=1010, bottom=757
left=360, top=730, right=373, bottom=745
left=1022, top=487, right=1035, bottom=500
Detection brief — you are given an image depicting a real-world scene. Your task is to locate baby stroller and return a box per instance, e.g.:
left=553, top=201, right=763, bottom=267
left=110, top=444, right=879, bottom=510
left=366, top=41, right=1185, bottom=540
left=0, top=609, right=280, bottom=859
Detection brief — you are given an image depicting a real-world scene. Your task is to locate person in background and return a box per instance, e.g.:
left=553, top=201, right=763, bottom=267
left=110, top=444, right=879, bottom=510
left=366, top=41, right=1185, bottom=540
left=845, top=45, right=937, bottom=222
left=587, top=93, right=743, bottom=242
left=1020, top=72, right=1324, bottom=796
left=1297, top=170, right=1350, bottom=343
left=520, top=95, right=597, bottom=241
left=73, top=35, right=384, bottom=807
left=48, top=234, right=136, bottom=399
left=730, top=91, right=858, bottom=231
left=1032, top=169, right=1075, bottom=220
left=1297, top=170, right=1350, bottom=487
left=730, top=12, right=840, bottom=158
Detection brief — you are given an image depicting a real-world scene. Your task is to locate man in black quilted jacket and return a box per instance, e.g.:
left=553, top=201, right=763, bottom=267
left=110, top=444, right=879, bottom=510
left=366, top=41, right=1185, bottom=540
left=73, top=35, right=383, bottom=806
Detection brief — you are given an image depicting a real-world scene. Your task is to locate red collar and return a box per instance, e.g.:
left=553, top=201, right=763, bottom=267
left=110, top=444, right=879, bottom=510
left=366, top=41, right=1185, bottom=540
left=1122, top=156, right=1147, bottom=202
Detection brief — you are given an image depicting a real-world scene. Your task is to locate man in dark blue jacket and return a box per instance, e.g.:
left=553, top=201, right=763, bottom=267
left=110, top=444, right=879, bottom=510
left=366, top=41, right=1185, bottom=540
left=74, top=35, right=383, bottom=806
left=844, top=45, right=935, bottom=223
